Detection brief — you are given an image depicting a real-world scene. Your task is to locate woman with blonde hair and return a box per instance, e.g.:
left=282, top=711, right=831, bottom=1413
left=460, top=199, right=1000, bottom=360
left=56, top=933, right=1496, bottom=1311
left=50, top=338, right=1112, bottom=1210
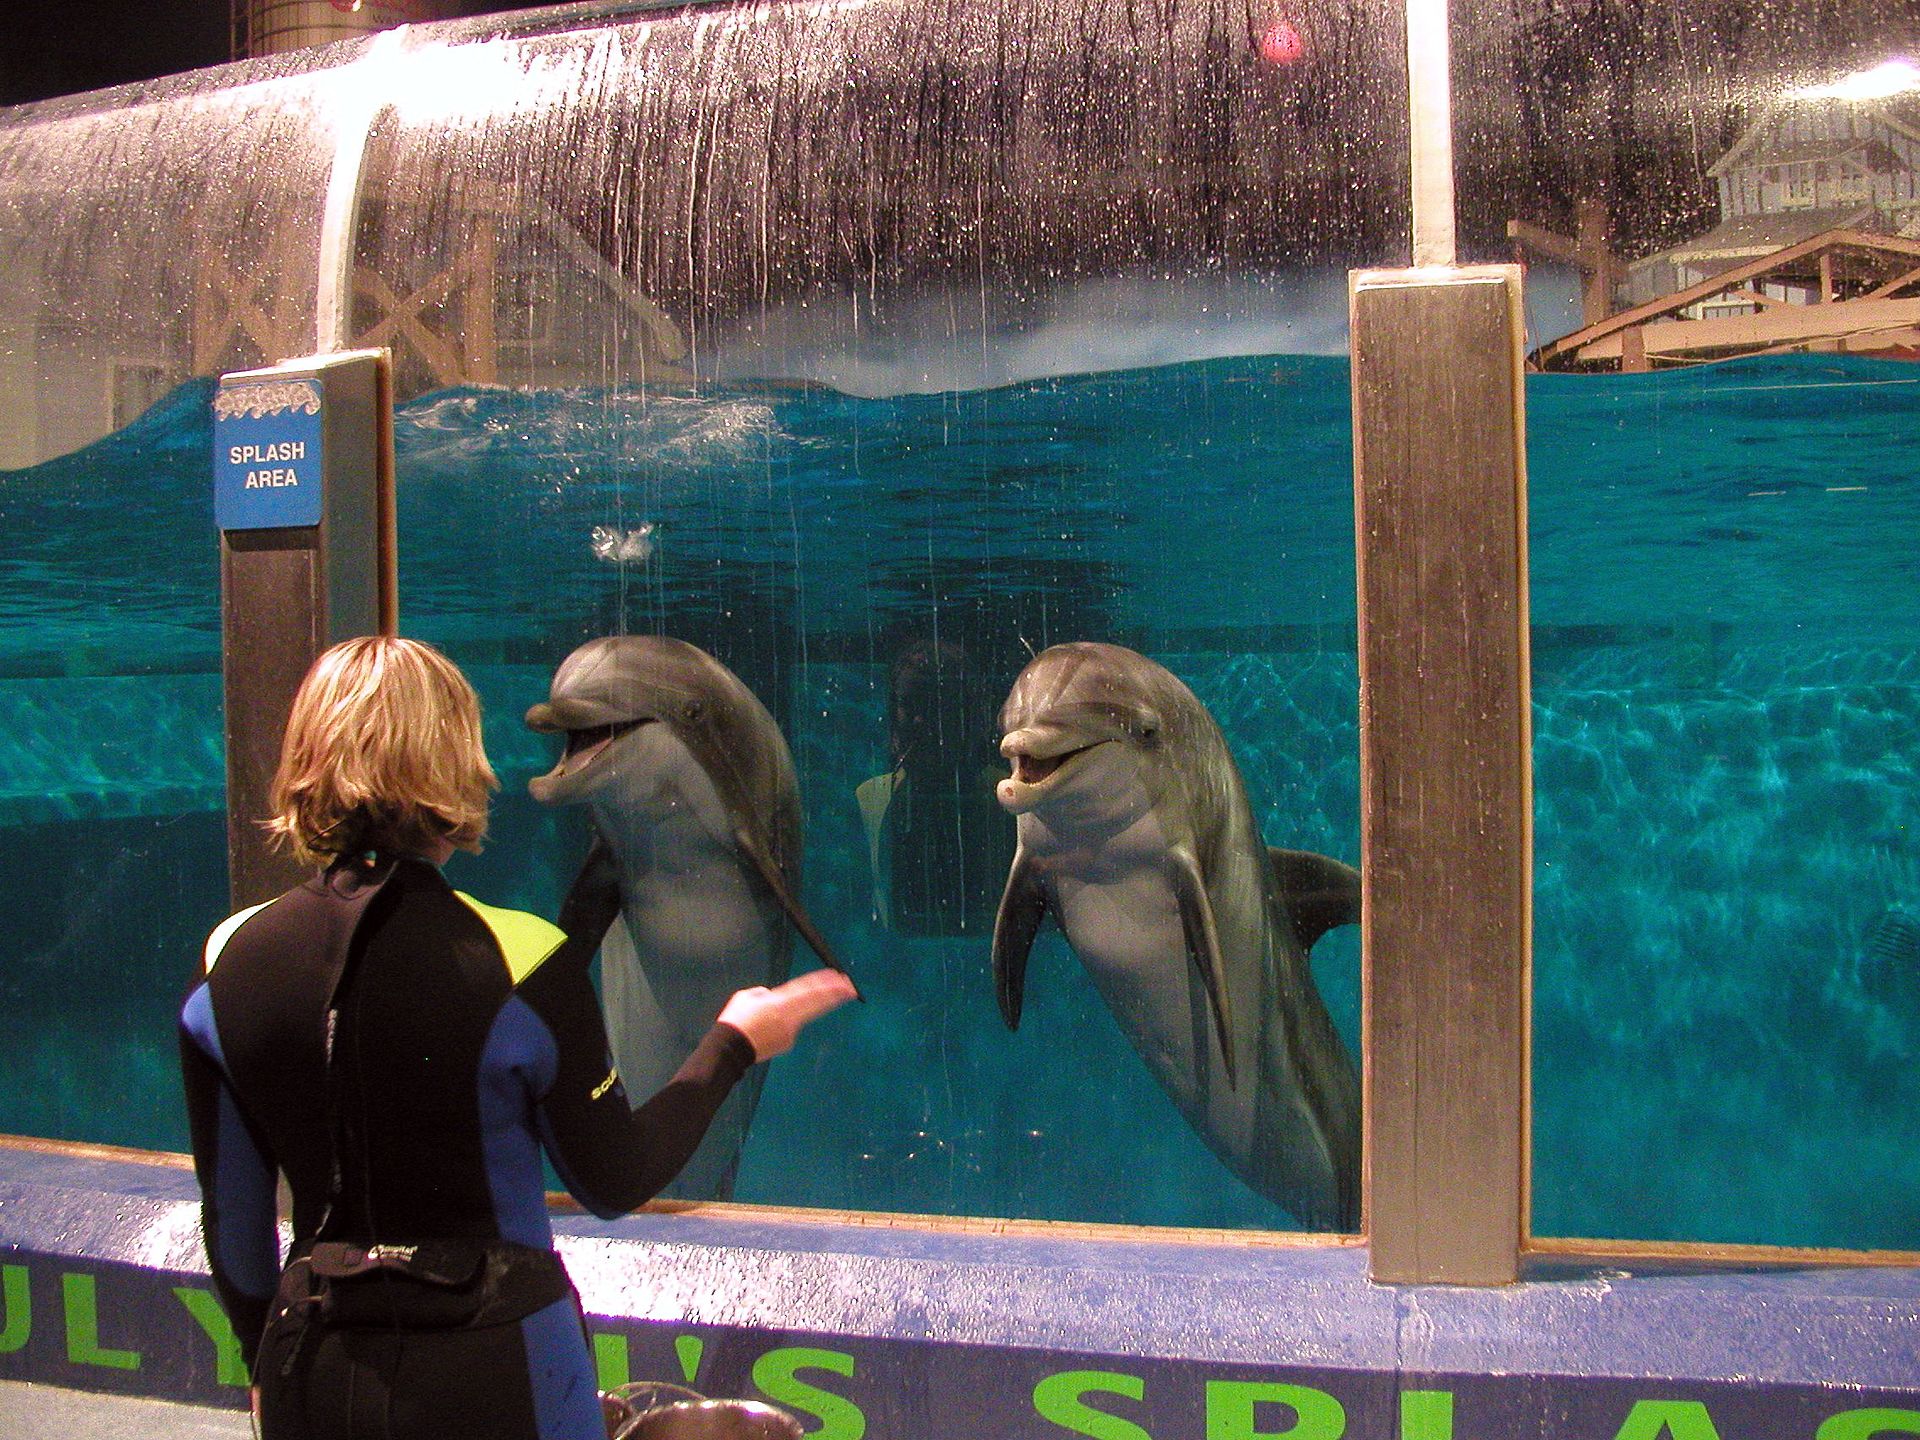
left=180, top=636, right=854, bottom=1440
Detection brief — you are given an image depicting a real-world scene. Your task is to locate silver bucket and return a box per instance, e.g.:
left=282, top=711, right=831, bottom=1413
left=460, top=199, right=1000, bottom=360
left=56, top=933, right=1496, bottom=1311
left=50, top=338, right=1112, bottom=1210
left=605, top=1382, right=804, bottom=1440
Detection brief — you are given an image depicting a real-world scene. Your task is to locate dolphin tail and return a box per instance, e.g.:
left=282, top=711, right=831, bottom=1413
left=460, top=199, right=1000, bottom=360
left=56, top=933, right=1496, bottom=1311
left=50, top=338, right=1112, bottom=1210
left=1169, top=847, right=1238, bottom=1090
left=1269, top=848, right=1362, bottom=953
left=991, top=846, right=1048, bottom=1031
left=732, top=826, right=859, bottom=994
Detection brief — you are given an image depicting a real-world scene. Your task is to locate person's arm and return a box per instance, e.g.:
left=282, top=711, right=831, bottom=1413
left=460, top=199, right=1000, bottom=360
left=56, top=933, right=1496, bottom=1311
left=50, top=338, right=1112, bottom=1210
left=516, top=951, right=755, bottom=1215
left=519, top=841, right=855, bottom=1214
left=179, top=985, right=280, bottom=1372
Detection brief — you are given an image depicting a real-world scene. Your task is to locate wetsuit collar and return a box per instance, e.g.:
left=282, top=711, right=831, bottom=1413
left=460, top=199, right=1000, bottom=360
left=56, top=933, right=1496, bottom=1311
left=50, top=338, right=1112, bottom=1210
left=322, top=849, right=436, bottom=899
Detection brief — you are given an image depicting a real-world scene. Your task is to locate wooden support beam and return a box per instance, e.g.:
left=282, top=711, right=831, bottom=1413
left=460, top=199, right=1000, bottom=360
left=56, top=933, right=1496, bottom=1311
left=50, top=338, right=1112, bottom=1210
left=1537, top=227, right=1920, bottom=367
left=466, top=221, right=499, bottom=387
left=351, top=220, right=508, bottom=389
left=1572, top=294, right=1920, bottom=363
left=1721, top=287, right=1788, bottom=310
left=1507, top=219, right=1580, bottom=268
left=1350, top=265, right=1532, bottom=1286
left=193, top=242, right=308, bottom=374
left=1574, top=197, right=1617, bottom=327
left=1508, top=203, right=1622, bottom=327
left=1865, top=263, right=1920, bottom=300
left=358, top=266, right=471, bottom=388
left=1621, top=323, right=1648, bottom=371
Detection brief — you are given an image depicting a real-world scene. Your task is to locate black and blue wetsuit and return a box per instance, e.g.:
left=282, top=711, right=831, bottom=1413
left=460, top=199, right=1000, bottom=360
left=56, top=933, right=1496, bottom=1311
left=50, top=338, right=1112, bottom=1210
left=179, top=852, right=755, bottom=1440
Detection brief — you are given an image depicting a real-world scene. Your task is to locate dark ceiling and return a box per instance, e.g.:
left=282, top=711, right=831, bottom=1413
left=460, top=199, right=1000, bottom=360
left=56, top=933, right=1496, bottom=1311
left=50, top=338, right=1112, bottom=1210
left=0, top=1, right=562, bottom=107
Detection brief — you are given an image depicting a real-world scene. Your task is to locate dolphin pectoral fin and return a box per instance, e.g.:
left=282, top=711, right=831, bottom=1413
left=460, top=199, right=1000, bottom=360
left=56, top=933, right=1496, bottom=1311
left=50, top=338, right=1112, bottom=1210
left=732, top=826, right=856, bottom=990
left=991, top=847, right=1047, bottom=1031
left=1269, top=848, right=1362, bottom=953
left=1169, top=847, right=1237, bottom=1090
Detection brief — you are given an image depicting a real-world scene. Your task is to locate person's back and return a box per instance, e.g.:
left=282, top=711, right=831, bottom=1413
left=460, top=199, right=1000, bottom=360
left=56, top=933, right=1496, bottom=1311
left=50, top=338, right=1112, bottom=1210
left=201, top=856, right=592, bottom=1251
left=181, top=636, right=854, bottom=1440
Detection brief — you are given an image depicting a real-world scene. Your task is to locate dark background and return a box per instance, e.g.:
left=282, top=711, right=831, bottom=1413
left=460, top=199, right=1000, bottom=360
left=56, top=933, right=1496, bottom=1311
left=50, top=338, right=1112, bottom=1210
left=0, top=1, right=226, bottom=105
left=0, top=1, right=558, bottom=107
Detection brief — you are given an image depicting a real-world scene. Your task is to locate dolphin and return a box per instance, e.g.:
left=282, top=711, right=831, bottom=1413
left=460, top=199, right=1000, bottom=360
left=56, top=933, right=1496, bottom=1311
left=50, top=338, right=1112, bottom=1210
left=991, top=642, right=1361, bottom=1229
left=526, top=634, right=844, bottom=1198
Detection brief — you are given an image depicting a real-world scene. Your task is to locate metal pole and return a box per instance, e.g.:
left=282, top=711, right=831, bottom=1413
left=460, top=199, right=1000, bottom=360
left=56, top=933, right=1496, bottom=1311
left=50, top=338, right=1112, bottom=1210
left=1406, top=0, right=1457, bottom=267
left=216, top=350, right=395, bottom=909
left=1350, top=267, right=1533, bottom=1285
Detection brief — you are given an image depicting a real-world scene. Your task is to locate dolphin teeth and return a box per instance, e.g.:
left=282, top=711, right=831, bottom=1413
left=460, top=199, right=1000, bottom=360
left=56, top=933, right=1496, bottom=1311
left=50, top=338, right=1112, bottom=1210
left=1012, top=742, right=1101, bottom=785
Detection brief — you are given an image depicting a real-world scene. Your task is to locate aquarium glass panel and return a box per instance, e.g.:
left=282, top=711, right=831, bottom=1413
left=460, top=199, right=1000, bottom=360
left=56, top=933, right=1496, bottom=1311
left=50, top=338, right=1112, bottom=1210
left=340, top=0, right=1404, bottom=1229
left=1454, top=1, right=1920, bottom=1249
left=0, top=54, right=365, bottom=1150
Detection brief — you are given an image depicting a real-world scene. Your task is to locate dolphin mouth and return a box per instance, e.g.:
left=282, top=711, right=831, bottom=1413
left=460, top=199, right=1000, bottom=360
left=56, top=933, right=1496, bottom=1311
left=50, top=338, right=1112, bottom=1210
left=563, top=719, right=646, bottom=771
left=536, top=718, right=649, bottom=790
left=1011, top=742, right=1095, bottom=785
left=1001, top=741, right=1104, bottom=803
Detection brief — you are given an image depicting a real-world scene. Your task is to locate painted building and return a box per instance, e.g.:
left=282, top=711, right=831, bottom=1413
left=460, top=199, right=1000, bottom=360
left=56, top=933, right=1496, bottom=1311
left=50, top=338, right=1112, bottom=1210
left=1624, top=94, right=1920, bottom=308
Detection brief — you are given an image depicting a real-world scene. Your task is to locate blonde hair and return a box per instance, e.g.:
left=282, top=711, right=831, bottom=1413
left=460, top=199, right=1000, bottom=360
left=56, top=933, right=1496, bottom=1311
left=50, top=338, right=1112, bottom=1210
left=267, top=636, right=498, bottom=866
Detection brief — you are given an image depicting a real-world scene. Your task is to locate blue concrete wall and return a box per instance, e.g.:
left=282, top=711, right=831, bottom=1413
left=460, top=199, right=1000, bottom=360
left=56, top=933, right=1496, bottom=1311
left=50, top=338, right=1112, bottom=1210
left=3, top=1142, right=1919, bottom=1438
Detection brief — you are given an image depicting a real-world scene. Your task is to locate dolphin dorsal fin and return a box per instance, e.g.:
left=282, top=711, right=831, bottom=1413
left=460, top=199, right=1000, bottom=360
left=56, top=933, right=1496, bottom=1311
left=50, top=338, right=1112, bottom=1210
left=1269, top=848, right=1362, bottom=953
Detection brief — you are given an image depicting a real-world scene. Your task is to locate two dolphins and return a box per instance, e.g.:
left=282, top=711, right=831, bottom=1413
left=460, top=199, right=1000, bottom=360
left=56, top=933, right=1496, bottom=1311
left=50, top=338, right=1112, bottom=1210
left=992, top=642, right=1361, bottom=1230
left=526, top=635, right=843, bottom=1199
left=527, top=633, right=1358, bottom=1228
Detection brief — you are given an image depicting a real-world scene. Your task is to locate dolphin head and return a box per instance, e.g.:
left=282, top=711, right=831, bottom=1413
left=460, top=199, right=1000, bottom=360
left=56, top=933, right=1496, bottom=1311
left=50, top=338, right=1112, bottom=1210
left=995, top=642, right=1172, bottom=818
left=526, top=633, right=844, bottom=975
left=526, top=635, right=738, bottom=810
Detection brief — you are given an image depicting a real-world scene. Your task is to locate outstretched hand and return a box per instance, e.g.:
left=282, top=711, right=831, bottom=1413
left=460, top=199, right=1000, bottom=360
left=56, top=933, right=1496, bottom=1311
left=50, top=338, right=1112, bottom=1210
left=718, top=969, right=859, bottom=1061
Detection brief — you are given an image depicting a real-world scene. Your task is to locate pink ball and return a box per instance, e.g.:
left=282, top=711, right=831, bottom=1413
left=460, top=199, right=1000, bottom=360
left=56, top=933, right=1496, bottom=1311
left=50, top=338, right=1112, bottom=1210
left=1258, top=20, right=1305, bottom=65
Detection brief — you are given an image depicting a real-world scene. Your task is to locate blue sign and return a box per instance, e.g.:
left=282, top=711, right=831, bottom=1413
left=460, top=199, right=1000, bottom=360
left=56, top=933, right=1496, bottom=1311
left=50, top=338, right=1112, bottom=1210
left=213, top=375, right=326, bottom=530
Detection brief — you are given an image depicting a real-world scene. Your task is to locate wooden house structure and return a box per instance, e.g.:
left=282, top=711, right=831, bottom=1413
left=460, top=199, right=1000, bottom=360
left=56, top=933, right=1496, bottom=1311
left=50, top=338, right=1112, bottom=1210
left=2, top=188, right=693, bottom=470
left=1533, top=226, right=1920, bottom=370
left=193, top=183, right=692, bottom=403
left=1531, top=92, right=1920, bottom=370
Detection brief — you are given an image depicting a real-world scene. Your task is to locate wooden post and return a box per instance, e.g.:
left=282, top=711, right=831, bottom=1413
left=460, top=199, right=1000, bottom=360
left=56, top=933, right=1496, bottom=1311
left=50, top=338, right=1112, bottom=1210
left=1350, top=265, right=1532, bottom=1285
left=1621, top=324, right=1648, bottom=372
left=1575, top=197, right=1615, bottom=327
left=215, top=349, right=396, bottom=910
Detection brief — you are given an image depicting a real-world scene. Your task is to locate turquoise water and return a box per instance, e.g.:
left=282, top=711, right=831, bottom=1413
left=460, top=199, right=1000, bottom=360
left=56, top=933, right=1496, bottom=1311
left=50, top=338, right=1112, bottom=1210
left=1, top=351, right=1915, bottom=1246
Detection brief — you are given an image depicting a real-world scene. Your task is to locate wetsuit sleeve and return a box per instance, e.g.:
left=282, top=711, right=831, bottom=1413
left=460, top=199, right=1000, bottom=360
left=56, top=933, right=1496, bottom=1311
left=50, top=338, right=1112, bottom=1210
left=514, top=916, right=755, bottom=1217
left=179, top=983, right=281, bottom=1371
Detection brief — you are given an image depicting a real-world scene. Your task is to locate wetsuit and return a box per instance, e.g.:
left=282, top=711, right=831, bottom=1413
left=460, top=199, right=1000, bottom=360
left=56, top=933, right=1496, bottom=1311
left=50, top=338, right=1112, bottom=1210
left=179, top=852, right=755, bottom=1440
